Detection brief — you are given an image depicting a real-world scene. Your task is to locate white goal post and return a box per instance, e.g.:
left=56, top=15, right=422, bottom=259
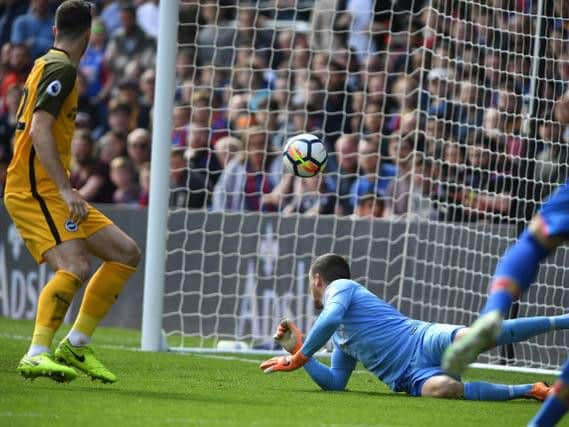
left=142, top=0, right=569, bottom=375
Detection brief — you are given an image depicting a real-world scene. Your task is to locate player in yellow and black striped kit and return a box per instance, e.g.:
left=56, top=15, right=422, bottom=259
left=4, top=0, right=141, bottom=384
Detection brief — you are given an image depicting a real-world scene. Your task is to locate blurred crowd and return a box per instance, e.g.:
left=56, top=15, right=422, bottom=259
left=1, top=0, right=568, bottom=225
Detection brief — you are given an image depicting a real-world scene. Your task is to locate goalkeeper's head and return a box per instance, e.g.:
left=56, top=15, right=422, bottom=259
left=309, top=254, right=351, bottom=309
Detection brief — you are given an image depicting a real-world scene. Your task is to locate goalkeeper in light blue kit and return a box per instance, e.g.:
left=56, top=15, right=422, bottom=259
left=259, top=253, right=569, bottom=402
left=442, top=92, right=569, bottom=426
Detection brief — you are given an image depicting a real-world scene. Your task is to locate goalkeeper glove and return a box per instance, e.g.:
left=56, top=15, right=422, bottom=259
left=259, top=352, right=309, bottom=374
left=273, top=319, right=303, bottom=354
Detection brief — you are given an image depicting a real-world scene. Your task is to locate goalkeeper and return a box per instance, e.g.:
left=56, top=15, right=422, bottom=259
left=259, top=253, right=566, bottom=401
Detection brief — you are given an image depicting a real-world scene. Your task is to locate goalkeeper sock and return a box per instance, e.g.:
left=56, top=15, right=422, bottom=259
left=495, top=316, right=566, bottom=346
left=481, top=230, right=550, bottom=317
left=70, top=261, right=136, bottom=339
left=529, top=359, right=569, bottom=426
left=464, top=382, right=532, bottom=401
left=29, top=270, right=83, bottom=356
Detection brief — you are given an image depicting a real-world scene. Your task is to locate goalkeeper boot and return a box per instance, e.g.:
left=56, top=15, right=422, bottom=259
left=54, top=338, right=117, bottom=384
left=17, top=352, right=77, bottom=383
left=442, top=310, right=503, bottom=376
left=526, top=382, right=553, bottom=401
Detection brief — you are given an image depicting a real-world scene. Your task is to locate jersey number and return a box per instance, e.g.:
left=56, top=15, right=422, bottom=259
left=16, top=87, right=29, bottom=131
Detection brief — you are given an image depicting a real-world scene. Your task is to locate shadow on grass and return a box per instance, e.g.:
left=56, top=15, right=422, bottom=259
left=292, top=388, right=399, bottom=399
left=27, top=385, right=272, bottom=406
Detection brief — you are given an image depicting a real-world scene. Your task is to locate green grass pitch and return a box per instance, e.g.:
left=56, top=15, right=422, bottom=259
left=1, top=317, right=567, bottom=427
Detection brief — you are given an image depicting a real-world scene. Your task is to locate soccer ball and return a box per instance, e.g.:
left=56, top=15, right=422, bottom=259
left=282, top=133, right=327, bottom=178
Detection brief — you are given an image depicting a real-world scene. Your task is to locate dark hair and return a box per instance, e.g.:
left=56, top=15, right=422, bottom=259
left=55, top=0, right=92, bottom=40
left=310, top=253, right=351, bottom=284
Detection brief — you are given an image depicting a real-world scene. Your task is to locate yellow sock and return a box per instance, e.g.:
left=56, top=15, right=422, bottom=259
left=32, top=270, right=82, bottom=348
left=73, top=261, right=136, bottom=337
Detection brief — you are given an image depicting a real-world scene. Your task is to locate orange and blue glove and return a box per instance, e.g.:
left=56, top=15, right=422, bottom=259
left=260, top=319, right=308, bottom=373
left=273, top=319, right=303, bottom=354
left=259, top=351, right=310, bottom=373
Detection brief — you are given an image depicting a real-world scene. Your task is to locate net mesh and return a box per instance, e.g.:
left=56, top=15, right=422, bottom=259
left=160, top=0, right=569, bottom=369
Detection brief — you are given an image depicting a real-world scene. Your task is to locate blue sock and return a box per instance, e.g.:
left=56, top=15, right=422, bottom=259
left=464, top=381, right=532, bottom=401
left=529, top=360, right=569, bottom=426
left=481, top=230, right=550, bottom=316
left=496, top=317, right=554, bottom=346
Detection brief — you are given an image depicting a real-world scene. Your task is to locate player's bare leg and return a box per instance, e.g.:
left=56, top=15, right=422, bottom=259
left=55, top=224, right=140, bottom=383
left=422, top=375, right=551, bottom=401
left=443, top=216, right=564, bottom=376
left=18, top=239, right=91, bottom=382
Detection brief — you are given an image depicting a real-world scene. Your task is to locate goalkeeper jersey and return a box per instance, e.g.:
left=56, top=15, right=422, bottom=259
left=300, top=279, right=431, bottom=391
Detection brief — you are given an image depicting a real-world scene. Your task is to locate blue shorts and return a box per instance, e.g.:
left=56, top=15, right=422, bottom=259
left=395, top=323, right=464, bottom=397
left=538, top=181, right=569, bottom=238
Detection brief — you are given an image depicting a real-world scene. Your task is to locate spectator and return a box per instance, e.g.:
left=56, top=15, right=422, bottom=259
left=283, top=174, right=336, bottom=215
left=112, top=79, right=148, bottom=130
left=272, top=28, right=294, bottom=70
left=136, top=0, right=159, bottom=39
left=175, top=48, right=195, bottom=91
left=225, top=93, right=252, bottom=135
left=388, top=75, right=420, bottom=134
left=0, top=0, right=28, bottom=47
left=10, top=0, right=54, bottom=59
left=70, top=130, right=114, bottom=203
left=105, top=3, right=155, bottom=79
left=350, top=90, right=365, bottom=132
left=196, top=1, right=234, bottom=67
left=235, top=4, right=272, bottom=57
left=139, top=68, right=155, bottom=123
left=461, top=137, right=516, bottom=223
left=126, top=128, right=152, bottom=177
left=311, top=0, right=345, bottom=53
left=188, top=89, right=227, bottom=146
left=80, top=19, right=112, bottom=104
left=363, top=102, right=388, bottom=156
left=384, top=132, right=422, bottom=217
left=169, top=149, right=207, bottom=209
left=100, top=0, right=121, bottom=36
left=185, top=124, right=221, bottom=189
left=107, top=102, right=132, bottom=140
left=99, top=131, right=127, bottom=165
left=138, top=162, right=151, bottom=207
left=534, top=121, right=568, bottom=198
left=0, top=42, right=12, bottom=82
left=330, top=134, right=359, bottom=215
left=212, top=127, right=282, bottom=212
left=353, top=192, right=385, bottom=218
left=214, top=136, right=242, bottom=169
left=323, top=61, right=352, bottom=147
left=109, top=156, right=140, bottom=205
left=76, top=70, right=99, bottom=131
left=172, top=105, right=190, bottom=148
left=256, top=97, right=286, bottom=149
left=426, top=67, right=454, bottom=120
left=456, top=81, right=484, bottom=142
left=0, top=43, right=31, bottom=100
left=0, top=84, right=21, bottom=161
left=366, top=72, right=387, bottom=110
left=345, top=0, right=378, bottom=63
left=350, top=137, right=396, bottom=211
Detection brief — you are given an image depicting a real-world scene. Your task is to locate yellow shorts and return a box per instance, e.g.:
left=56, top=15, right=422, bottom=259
left=4, top=191, right=113, bottom=263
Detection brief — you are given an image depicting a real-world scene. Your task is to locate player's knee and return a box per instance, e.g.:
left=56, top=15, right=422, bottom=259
left=423, top=377, right=463, bottom=399
left=124, top=240, right=141, bottom=267
left=64, top=256, right=91, bottom=282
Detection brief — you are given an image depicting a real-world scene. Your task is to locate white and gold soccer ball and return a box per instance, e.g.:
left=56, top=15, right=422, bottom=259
left=282, top=133, right=328, bottom=178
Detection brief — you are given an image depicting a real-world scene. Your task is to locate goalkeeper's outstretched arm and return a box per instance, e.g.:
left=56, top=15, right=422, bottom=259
left=304, top=346, right=356, bottom=391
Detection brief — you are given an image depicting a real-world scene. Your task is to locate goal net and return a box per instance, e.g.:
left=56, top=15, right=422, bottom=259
left=149, top=0, right=569, bottom=372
